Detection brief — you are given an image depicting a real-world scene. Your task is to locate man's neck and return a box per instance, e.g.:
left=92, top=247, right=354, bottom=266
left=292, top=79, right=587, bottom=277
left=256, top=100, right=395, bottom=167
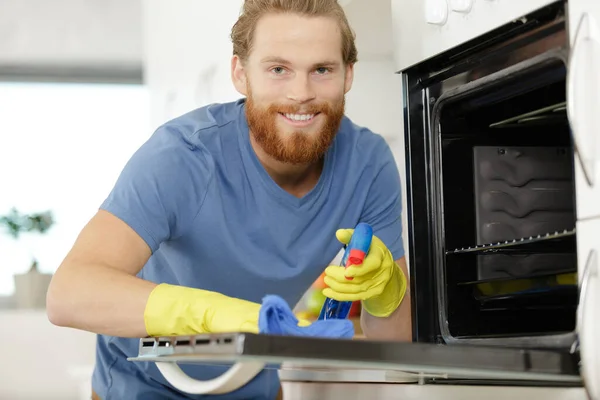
left=250, top=134, right=323, bottom=198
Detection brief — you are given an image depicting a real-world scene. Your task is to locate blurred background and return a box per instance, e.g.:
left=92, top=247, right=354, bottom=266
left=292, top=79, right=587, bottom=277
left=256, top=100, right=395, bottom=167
left=0, top=1, right=407, bottom=398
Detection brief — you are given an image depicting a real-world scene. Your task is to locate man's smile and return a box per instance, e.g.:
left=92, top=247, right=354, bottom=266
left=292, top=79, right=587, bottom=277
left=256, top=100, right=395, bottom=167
left=278, top=112, right=321, bottom=127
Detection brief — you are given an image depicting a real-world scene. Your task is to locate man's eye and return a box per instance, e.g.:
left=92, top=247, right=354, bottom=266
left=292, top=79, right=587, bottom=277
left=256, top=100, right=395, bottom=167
left=271, top=67, right=285, bottom=74
left=315, top=67, right=330, bottom=74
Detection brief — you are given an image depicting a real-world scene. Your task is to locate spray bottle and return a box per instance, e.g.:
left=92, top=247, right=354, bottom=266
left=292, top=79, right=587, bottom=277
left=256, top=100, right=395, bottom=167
left=318, top=222, right=373, bottom=320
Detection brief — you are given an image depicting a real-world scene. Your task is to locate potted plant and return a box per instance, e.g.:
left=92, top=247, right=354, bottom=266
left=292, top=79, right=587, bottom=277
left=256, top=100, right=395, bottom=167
left=0, top=207, right=54, bottom=309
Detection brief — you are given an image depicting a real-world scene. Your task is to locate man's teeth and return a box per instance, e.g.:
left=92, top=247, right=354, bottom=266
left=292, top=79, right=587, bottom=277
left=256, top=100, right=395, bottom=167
left=284, top=113, right=315, bottom=121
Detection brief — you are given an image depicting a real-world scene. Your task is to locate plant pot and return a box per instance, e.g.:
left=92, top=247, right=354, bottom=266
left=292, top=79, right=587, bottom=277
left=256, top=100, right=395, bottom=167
left=13, top=260, right=53, bottom=309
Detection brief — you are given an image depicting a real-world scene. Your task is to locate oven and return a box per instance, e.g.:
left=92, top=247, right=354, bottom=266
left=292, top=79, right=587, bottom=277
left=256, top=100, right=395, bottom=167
left=395, top=0, right=599, bottom=396
left=126, top=1, right=599, bottom=398
left=403, top=1, right=577, bottom=349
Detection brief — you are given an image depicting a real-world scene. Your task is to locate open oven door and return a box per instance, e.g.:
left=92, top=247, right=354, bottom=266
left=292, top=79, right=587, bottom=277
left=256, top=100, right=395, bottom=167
left=128, top=333, right=583, bottom=396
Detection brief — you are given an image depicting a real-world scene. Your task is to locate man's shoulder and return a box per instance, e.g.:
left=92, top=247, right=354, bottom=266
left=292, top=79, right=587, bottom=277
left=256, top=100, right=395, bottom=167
left=157, top=99, right=243, bottom=139
left=98, top=103, right=245, bottom=251
left=145, top=99, right=244, bottom=156
left=336, top=115, right=394, bottom=159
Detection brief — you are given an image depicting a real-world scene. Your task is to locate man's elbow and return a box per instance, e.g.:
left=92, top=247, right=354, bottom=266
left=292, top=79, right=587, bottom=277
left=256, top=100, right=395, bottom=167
left=46, top=272, right=73, bottom=327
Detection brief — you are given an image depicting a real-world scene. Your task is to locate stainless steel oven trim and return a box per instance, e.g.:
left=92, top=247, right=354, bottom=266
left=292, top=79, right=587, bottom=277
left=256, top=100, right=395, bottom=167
left=428, top=47, right=576, bottom=347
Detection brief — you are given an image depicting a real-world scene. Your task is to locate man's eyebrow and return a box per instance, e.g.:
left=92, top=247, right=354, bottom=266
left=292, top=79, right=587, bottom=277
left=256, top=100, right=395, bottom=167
left=260, top=56, right=292, bottom=64
left=260, top=56, right=341, bottom=68
left=314, top=60, right=341, bottom=68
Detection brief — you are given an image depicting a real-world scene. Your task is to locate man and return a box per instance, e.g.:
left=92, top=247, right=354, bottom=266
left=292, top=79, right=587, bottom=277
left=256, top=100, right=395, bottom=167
left=46, top=0, right=412, bottom=398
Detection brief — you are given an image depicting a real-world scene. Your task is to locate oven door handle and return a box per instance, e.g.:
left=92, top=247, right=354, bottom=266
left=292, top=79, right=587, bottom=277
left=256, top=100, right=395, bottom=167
left=567, top=11, right=598, bottom=187
left=154, top=361, right=266, bottom=395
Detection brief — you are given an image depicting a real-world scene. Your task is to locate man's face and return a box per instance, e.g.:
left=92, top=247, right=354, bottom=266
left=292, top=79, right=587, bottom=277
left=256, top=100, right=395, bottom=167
left=232, top=13, right=354, bottom=164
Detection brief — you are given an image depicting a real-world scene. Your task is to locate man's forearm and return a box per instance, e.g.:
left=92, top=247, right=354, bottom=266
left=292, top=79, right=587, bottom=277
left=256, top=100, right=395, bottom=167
left=360, top=289, right=412, bottom=341
left=47, top=263, right=155, bottom=338
left=360, top=257, right=412, bottom=341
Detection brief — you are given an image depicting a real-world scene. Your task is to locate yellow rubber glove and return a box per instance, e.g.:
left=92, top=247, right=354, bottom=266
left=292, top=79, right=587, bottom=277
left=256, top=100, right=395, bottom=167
left=322, top=229, right=407, bottom=318
left=144, top=284, right=262, bottom=336
left=144, top=284, right=310, bottom=337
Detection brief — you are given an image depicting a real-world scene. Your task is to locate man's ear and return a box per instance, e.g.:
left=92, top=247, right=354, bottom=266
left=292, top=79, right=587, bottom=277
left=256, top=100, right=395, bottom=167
left=231, top=55, right=248, bottom=96
left=343, top=63, right=355, bottom=94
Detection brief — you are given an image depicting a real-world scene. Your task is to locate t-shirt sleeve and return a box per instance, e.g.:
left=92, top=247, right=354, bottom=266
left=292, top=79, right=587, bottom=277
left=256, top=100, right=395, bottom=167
left=360, top=139, right=405, bottom=260
left=100, top=126, right=213, bottom=253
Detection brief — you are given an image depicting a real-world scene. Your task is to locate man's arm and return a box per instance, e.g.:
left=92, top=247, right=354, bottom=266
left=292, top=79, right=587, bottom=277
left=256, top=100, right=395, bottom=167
left=47, top=127, right=269, bottom=339
left=46, top=128, right=203, bottom=338
left=46, top=210, right=156, bottom=338
left=360, top=257, right=412, bottom=341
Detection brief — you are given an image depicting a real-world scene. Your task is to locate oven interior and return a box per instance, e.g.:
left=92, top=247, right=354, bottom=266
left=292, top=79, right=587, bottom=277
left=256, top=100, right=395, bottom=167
left=434, top=57, right=578, bottom=342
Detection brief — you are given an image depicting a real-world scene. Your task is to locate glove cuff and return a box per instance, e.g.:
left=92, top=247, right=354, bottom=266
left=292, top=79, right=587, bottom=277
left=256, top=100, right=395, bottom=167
left=144, top=283, right=214, bottom=336
left=362, top=262, right=407, bottom=318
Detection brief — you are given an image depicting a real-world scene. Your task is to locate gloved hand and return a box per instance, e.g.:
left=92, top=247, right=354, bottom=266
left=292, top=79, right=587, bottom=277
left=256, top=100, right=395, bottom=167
left=144, top=284, right=262, bottom=337
left=322, top=229, right=407, bottom=318
left=144, top=284, right=312, bottom=337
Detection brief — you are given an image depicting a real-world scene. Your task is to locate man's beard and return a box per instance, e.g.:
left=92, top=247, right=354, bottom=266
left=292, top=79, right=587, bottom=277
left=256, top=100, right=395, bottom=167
left=245, top=87, right=345, bottom=164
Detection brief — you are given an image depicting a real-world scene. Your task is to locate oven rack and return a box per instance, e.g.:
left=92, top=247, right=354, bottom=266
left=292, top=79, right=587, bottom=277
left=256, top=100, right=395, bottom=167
left=488, top=101, right=566, bottom=128
left=446, top=228, right=575, bottom=255
left=457, top=268, right=577, bottom=286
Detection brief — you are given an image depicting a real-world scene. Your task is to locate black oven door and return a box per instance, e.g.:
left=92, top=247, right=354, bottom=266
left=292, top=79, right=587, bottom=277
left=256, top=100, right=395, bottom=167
left=128, top=332, right=581, bottom=394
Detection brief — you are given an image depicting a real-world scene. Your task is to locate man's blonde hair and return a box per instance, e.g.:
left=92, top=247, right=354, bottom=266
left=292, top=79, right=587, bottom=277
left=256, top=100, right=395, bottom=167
left=231, top=0, right=358, bottom=65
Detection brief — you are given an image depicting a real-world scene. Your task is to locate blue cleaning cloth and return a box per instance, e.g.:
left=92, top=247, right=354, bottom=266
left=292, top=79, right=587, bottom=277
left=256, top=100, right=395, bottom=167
left=258, top=294, right=354, bottom=339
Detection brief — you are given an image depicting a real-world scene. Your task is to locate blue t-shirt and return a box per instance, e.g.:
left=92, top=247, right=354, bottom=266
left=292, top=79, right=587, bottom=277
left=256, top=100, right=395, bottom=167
left=92, top=98, right=404, bottom=399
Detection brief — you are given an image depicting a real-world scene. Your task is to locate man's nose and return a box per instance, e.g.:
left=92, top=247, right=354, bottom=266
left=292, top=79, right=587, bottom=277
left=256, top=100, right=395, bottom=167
left=287, top=75, right=316, bottom=103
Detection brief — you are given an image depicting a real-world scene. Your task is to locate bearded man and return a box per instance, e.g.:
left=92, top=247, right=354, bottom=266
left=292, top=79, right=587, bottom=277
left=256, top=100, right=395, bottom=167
left=46, top=0, right=411, bottom=399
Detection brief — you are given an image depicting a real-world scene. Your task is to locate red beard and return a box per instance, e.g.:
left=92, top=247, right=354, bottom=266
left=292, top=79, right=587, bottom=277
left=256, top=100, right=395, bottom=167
left=245, top=87, right=345, bottom=164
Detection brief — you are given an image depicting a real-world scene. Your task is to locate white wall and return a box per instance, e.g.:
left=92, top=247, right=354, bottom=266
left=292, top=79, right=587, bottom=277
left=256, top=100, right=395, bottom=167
left=141, top=0, right=244, bottom=128
left=142, top=0, right=409, bottom=259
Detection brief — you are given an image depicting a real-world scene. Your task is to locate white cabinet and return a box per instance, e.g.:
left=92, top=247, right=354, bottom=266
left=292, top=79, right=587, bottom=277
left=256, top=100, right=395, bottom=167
left=391, top=0, right=556, bottom=72
left=567, top=1, right=600, bottom=220
left=576, top=218, right=600, bottom=400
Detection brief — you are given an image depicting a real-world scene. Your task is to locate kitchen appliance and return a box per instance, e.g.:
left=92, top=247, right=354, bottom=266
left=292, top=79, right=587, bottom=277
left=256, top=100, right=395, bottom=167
left=129, top=1, right=598, bottom=398
left=396, top=0, right=598, bottom=397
